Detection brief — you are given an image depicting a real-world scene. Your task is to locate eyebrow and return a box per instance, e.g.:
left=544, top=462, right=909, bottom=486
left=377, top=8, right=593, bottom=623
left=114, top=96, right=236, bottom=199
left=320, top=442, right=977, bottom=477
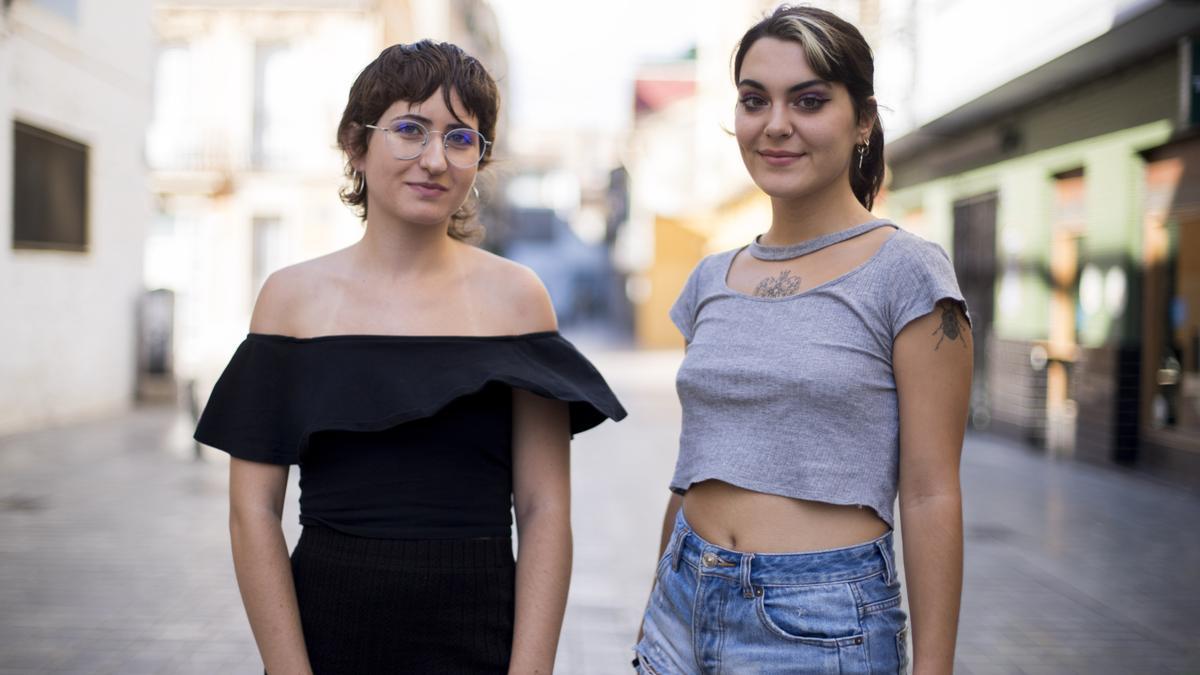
left=737, top=78, right=830, bottom=93
left=389, top=113, right=474, bottom=131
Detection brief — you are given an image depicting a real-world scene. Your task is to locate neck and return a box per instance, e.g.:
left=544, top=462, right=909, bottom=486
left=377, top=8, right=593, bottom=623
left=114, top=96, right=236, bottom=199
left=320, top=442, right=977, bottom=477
left=355, top=215, right=458, bottom=282
left=762, top=179, right=875, bottom=247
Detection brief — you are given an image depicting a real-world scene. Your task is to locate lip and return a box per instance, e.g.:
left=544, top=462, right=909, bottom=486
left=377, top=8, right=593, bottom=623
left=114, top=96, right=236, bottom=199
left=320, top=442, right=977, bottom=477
left=757, top=149, right=805, bottom=166
left=406, top=181, right=449, bottom=197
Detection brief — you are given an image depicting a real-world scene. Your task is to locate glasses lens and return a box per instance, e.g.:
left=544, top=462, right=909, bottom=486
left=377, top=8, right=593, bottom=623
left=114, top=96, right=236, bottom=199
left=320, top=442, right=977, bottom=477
left=444, top=129, right=484, bottom=168
left=386, top=121, right=427, bottom=160
left=379, top=121, right=486, bottom=166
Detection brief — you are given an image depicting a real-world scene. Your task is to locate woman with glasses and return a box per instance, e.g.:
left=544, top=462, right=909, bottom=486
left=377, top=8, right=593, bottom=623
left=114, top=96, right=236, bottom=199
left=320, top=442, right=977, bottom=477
left=195, top=41, right=625, bottom=674
left=634, top=6, right=971, bottom=674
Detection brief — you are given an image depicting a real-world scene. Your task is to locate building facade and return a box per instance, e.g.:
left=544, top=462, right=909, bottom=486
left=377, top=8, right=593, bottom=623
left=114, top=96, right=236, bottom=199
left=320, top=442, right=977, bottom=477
left=884, top=0, right=1200, bottom=484
left=146, top=0, right=507, bottom=388
left=0, top=0, right=154, bottom=434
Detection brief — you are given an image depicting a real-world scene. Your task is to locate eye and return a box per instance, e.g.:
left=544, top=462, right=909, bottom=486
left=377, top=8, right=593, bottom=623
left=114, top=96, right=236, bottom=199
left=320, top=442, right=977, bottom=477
left=445, top=129, right=478, bottom=148
left=794, top=95, right=828, bottom=111
left=390, top=121, right=425, bottom=137
left=738, top=94, right=767, bottom=110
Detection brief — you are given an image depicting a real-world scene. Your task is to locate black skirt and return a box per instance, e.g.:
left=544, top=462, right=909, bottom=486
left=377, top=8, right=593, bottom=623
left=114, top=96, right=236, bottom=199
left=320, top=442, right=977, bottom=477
left=289, top=524, right=515, bottom=674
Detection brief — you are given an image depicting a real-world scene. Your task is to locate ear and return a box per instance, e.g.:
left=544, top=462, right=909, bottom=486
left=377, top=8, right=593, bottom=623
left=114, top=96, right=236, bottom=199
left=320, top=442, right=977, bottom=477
left=857, top=96, right=878, bottom=142
left=345, top=122, right=369, bottom=172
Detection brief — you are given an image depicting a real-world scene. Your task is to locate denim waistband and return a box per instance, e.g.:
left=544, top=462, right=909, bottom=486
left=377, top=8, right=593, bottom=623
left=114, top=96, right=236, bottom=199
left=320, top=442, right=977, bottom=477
left=666, top=508, right=897, bottom=591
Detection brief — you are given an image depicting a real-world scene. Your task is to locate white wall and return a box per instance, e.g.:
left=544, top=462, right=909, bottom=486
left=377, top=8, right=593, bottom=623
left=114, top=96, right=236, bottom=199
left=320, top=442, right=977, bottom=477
left=0, top=0, right=154, bottom=433
left=147, top=7, right=376, bottom=382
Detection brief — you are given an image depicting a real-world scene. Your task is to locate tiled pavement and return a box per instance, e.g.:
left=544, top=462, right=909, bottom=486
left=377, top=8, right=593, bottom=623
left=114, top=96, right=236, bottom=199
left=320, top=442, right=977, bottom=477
left=2, top=348, right=1199, bottom=674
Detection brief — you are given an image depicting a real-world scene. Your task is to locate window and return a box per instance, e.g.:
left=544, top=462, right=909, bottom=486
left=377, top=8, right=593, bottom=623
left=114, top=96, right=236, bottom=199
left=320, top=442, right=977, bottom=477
left=147, top=42, right=199, bottom=169
left=253, top=42, right=303, bottom=168
left=29, top=0, right=79, bottom=22
left=13, top=121, right=88, bottom=252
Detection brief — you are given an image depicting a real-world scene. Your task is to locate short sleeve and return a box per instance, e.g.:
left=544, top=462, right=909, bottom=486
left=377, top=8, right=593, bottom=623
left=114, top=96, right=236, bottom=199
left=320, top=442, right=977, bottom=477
left=194, top=339, right=301, bottom=465
left=889, top=238, right=971, bottom=339
left=669, top=259, right=705, bottom=343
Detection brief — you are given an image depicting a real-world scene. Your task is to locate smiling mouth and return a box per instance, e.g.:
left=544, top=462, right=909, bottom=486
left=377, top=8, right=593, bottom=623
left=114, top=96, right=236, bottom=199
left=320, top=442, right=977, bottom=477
left=407, top=182, right=448, bottom=191
left=758, top=150, right=804, bottom=158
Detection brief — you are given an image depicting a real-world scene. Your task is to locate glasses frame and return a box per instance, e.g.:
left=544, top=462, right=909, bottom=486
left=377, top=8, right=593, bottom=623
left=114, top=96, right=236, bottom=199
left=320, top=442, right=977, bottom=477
left=364, top=120, right=492, bottom=168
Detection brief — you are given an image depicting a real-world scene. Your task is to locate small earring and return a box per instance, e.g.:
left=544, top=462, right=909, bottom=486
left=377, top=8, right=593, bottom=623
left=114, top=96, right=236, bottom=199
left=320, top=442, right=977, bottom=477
left=857, top=142, right=869, bottom=170
left=353, top=170, right=365, bottom=197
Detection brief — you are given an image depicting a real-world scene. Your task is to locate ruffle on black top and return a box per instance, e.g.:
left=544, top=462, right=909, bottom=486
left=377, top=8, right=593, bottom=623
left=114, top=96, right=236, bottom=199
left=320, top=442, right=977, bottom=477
left=193, top=331, right=627, bottom=466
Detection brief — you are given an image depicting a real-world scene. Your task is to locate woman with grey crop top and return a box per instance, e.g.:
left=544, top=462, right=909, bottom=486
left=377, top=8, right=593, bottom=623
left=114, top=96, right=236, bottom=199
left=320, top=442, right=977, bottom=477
left=633, top=6, right=972, bottom=675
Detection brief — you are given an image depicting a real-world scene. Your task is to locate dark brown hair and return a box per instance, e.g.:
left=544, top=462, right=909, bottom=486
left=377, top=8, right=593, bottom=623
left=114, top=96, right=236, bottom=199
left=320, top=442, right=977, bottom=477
left=733, top=5, right=884, bottom=209
left=336, top=40, right=500, bottom=241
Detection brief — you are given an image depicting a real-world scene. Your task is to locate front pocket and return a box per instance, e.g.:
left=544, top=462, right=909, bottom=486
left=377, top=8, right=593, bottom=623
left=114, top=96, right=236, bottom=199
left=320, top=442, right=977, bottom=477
left=754, top=582, right=865, bottom=644
left=633, top=651, right=660, bottom=675
left=654, top=549, right=671, bottom=580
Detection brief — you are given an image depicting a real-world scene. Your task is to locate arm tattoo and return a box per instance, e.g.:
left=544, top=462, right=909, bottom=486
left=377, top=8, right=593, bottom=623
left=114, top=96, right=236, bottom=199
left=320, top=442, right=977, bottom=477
left=754, top=270, right=802, bottom=298
left=932, top=301, right=968, bottom=350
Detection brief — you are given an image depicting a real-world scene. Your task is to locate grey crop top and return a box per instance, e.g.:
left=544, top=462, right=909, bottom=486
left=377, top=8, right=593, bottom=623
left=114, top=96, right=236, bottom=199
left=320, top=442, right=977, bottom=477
left=668, top=221, right=969, bottom=527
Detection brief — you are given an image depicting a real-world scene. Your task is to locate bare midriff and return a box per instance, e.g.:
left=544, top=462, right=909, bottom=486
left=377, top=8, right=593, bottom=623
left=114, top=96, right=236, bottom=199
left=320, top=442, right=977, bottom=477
left=682, top=479, right=889, bottom=553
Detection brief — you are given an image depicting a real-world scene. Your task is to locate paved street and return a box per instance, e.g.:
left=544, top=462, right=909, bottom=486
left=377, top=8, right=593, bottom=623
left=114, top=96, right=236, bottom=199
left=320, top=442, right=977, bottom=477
left=2, top=347, right=1199, bottom=674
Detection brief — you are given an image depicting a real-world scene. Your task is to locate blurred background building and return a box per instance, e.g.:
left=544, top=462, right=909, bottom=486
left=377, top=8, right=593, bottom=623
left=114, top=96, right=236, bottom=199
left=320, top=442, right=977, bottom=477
left=880, top=0, right=1200, bottom=486
left=621, top=0, right=1200, bottom=487
left=145, top=0, right=508, bottom=396
left=3, top=0, right=1200, bottom=489
left=0, top=0, right=154, bottom=434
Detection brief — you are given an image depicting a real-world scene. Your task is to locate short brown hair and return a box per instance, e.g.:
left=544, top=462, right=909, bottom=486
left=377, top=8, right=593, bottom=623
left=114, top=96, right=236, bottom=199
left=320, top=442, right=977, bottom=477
left=733, top=6, right=884, bottom=210
left=336, top=40, right=500, bottom=241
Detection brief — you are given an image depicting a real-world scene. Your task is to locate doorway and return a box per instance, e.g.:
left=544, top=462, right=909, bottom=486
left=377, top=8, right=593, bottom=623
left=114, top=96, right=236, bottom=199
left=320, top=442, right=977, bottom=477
left=953, top=192, right=998, bottom=429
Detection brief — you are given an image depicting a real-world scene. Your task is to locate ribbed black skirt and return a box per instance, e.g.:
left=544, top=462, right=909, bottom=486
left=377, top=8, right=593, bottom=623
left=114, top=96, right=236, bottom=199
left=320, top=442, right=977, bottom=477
left=289, top=524, right=515, bottom=674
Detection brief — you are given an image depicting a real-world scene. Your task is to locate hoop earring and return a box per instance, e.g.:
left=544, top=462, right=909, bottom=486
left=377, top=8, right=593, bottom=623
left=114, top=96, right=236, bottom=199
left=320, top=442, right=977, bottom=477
left=353, top=170, right=365, bottom=197
left=857, top=141, right=869, bottom=171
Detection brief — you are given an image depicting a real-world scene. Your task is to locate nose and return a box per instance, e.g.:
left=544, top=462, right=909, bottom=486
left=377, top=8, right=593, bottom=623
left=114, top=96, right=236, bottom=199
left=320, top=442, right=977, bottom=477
left=417, top=133, right=448, bottom=173
left=764, top=105, right=792, bottom=139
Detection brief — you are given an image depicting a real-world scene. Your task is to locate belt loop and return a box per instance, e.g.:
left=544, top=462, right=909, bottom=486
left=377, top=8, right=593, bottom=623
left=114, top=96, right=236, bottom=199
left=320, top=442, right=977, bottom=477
left=876, top=535, right=897, bottom=585
left=740, top=553, right=756, bottom=598
left=670, top=528, right=686, bottom=572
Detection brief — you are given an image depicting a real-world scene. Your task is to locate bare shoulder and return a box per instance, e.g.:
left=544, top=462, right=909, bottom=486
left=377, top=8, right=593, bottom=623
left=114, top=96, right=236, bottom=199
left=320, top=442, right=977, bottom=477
left=249, top=250, right=347, bottom=336
left=460, top=245, right=557, bottom=334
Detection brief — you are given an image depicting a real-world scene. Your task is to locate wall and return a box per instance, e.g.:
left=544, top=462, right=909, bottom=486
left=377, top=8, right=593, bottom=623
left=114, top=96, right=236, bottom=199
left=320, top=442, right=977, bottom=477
left=147, top=5, right=378, bottom=382
left=885, top=49, right=1177, bottom=454
left=0, top=0, right=154, bottom=433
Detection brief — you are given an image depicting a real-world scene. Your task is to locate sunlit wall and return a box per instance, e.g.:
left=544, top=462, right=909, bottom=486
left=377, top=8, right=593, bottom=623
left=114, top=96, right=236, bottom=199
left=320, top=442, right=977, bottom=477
left=0, top=0, right=154, bottom=433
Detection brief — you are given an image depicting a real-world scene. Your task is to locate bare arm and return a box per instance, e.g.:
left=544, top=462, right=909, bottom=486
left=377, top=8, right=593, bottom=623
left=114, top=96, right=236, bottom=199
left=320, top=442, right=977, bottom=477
left=229, top=458, right=311, bottom=674
left=226, top=268, right=310, bottom=672
left=894, top=300, right=972, bottom=675
left=504, top=264, right=572, bottom=675
left=508, top=388, right=572, bottom=675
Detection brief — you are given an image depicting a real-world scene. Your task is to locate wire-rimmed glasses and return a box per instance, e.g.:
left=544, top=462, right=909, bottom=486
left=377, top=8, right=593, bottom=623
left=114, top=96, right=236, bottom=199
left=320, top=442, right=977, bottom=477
left=364, top=120, right=491, bottom=168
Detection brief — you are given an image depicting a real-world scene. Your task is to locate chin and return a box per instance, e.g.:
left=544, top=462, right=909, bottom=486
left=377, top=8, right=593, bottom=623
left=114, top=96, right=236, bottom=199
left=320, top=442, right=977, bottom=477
left=752, top=169, right=845, bottom=202
left=405, top=213, right=457, bottom=229
left=390, top=202, right=459, bottom=228
left=752, top=177, right=818, bottom=201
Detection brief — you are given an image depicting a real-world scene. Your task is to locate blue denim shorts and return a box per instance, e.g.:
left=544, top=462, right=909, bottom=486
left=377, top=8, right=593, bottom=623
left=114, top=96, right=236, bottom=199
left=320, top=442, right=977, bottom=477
left=635, top=509, right=909, bottom=674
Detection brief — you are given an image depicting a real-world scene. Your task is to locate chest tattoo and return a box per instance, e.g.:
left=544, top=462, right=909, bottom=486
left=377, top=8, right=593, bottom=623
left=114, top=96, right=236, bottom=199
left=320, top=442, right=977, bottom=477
left=753, top=270, right=802, bottom=298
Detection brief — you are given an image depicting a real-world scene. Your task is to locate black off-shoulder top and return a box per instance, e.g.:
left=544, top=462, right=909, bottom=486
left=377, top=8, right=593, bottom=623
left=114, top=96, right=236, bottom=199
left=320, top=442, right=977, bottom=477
left=194, top=331, right=626, bottom=539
